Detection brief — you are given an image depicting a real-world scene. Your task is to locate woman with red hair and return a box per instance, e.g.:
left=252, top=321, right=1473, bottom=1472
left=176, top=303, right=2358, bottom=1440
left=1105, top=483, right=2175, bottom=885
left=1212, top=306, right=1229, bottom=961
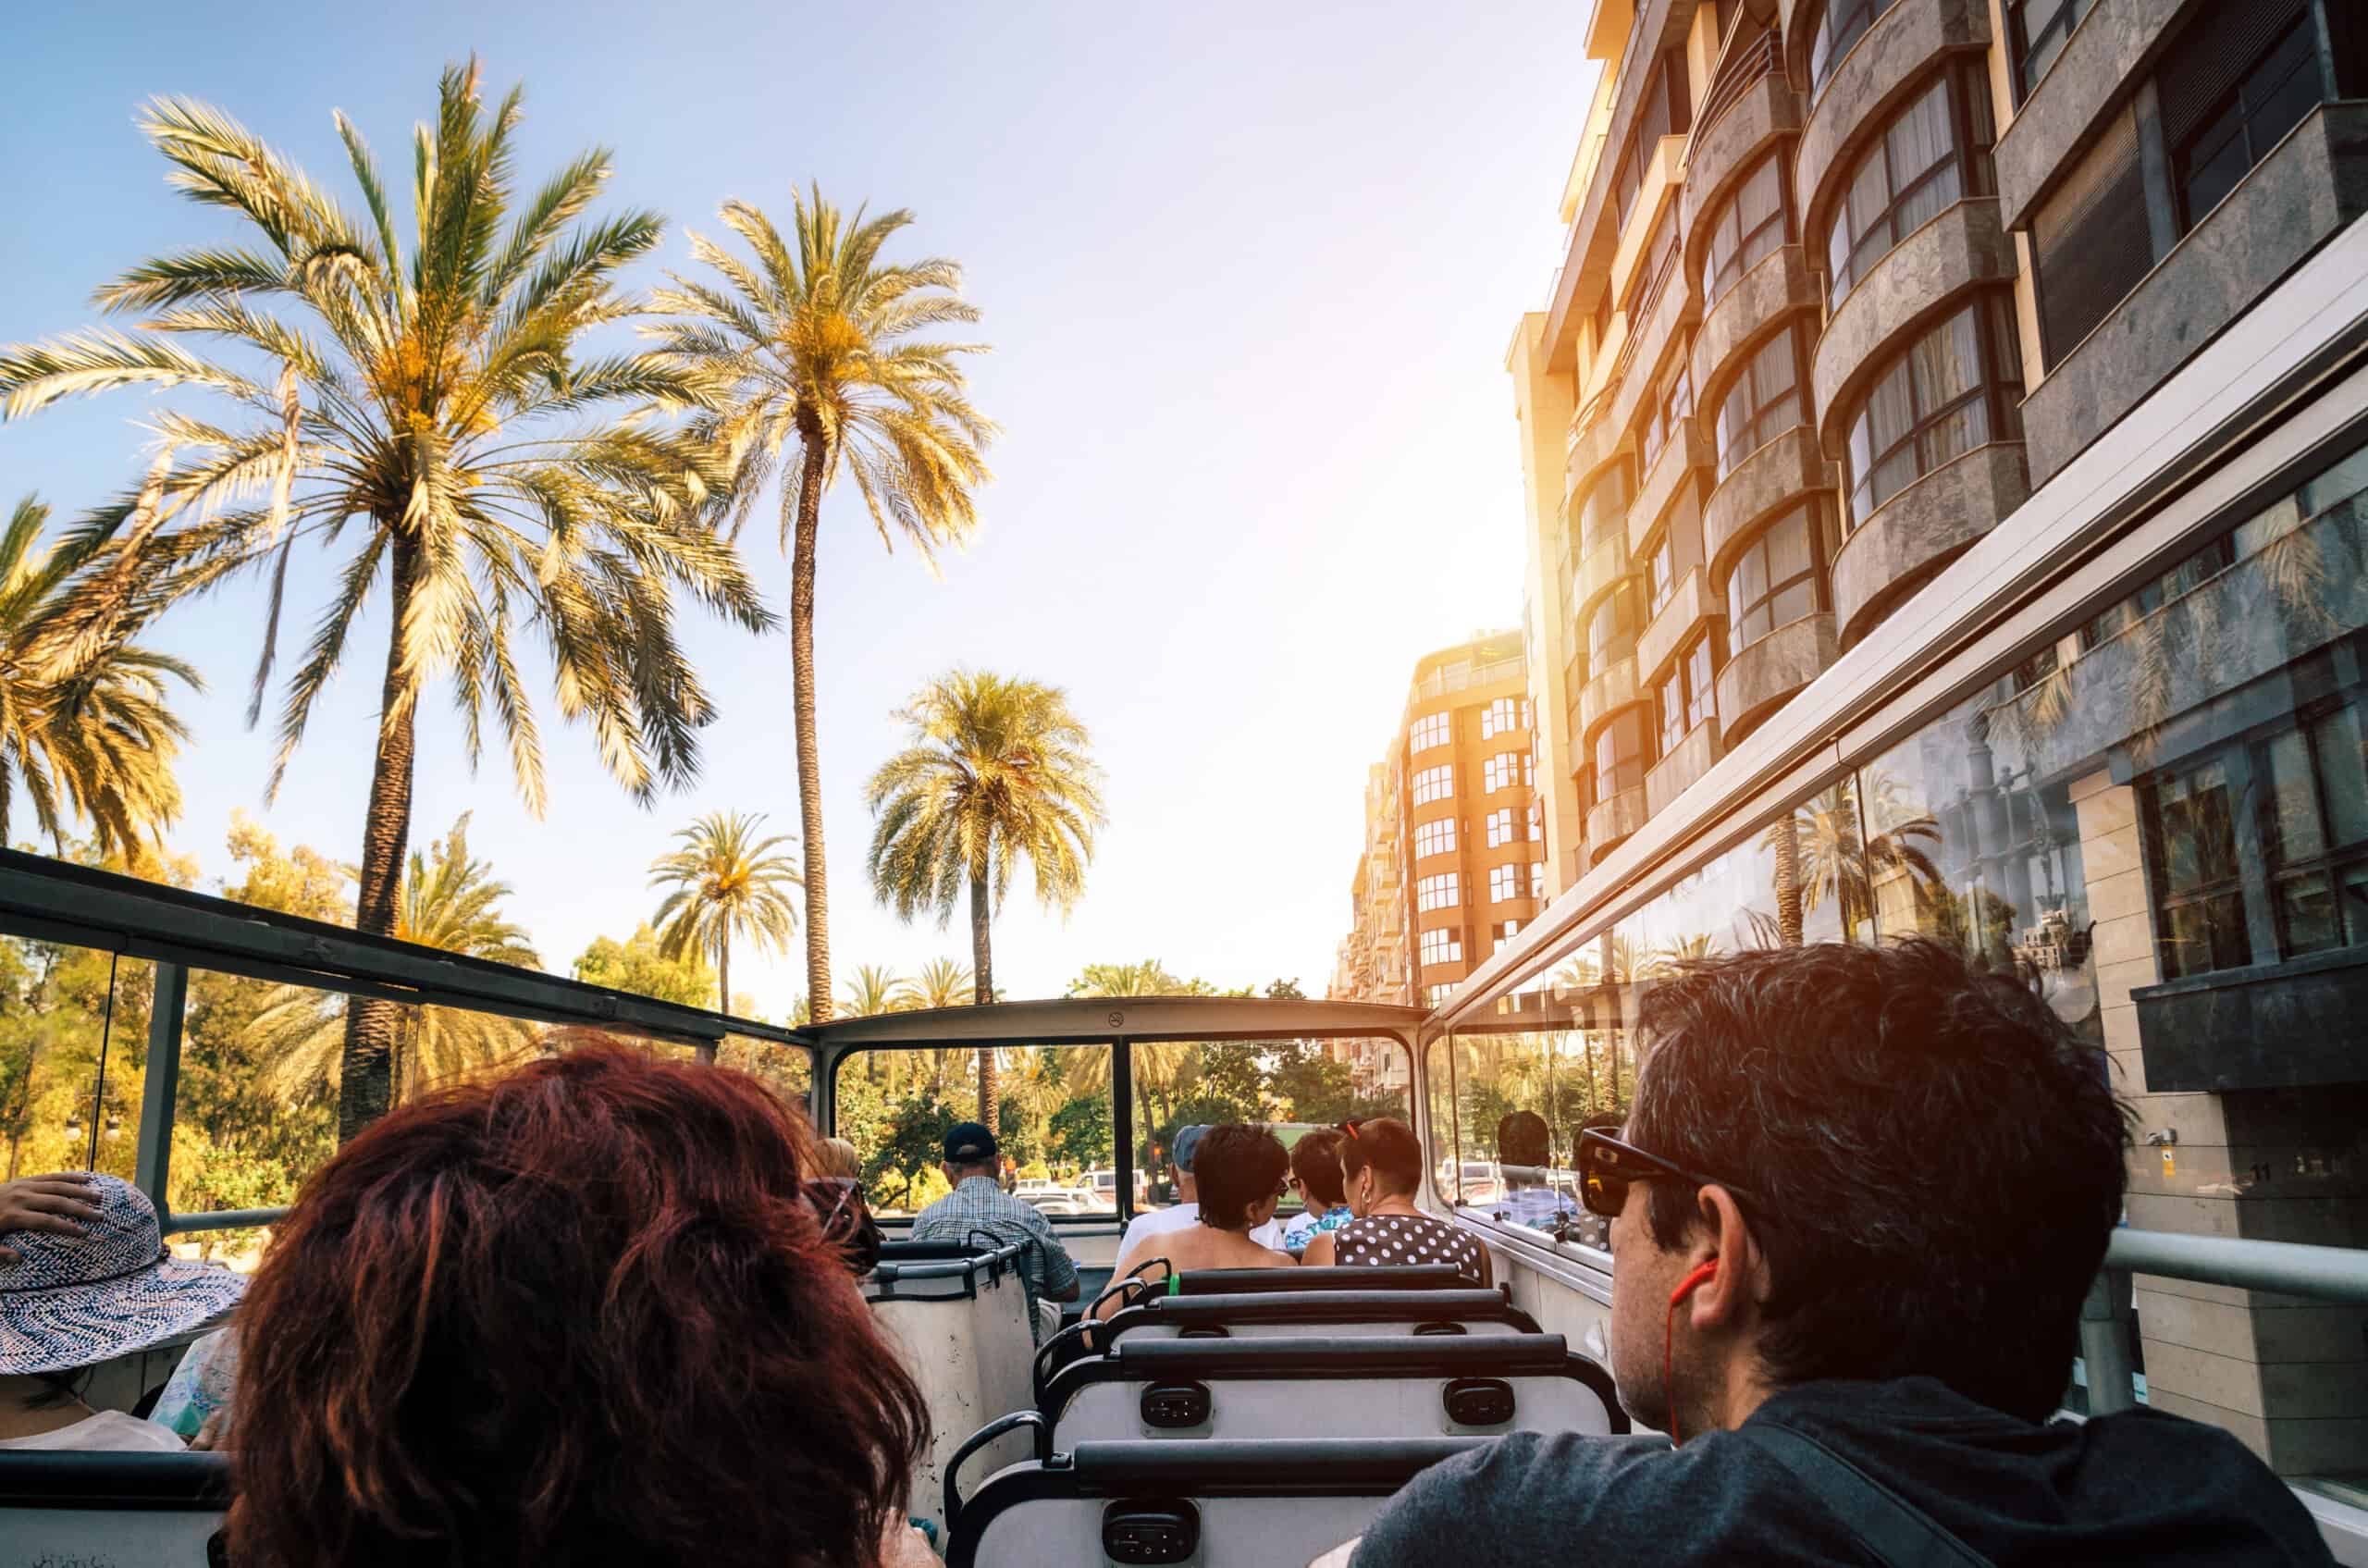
left=225, top=1040, right=931, bottom=1568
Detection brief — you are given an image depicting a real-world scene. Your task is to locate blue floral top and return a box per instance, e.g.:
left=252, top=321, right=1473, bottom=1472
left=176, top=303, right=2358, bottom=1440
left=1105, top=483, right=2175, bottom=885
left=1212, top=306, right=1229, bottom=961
left=1281, top=1204, right=1353, bottom=1255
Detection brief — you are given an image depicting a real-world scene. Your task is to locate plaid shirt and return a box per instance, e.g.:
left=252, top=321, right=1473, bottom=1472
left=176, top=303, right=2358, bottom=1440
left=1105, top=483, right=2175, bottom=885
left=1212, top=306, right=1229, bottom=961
left=909, top=1177, right=1080, bottom=1342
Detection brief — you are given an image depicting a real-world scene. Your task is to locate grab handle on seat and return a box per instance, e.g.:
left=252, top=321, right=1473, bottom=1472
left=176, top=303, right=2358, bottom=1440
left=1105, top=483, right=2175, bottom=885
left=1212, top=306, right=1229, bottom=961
left=944, top=1410, right=1051, bottom=1533
left=1033, top=1320, right=1093, bottom=1406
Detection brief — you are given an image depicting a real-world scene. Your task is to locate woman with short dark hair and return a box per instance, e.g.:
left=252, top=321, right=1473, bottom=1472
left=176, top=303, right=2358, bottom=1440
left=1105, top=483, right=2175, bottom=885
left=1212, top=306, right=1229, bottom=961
left=1301, top=1117, right=1491, bottom=1285
left=1098, top=1123, right=1293, bottom=1315
left=226, top=1041, right=931, bottom=1568
left=1282, top=1127, right=1352, bottom=1255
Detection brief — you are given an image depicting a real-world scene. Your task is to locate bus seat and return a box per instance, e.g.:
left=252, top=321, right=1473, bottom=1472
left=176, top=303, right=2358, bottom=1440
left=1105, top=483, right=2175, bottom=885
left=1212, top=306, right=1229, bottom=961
left=1171, top=1265, right=1469, bottom=1295
left=1106, top=1288, right=1537, bottom=1342
left=0, top=1450, right=229, bottom=1568
left=1040, top=1334, right=1622, bottom=1450
left=867, top=1239, right=1040, bottom=1537
left=945, top=1437, right=1490, bottom=1568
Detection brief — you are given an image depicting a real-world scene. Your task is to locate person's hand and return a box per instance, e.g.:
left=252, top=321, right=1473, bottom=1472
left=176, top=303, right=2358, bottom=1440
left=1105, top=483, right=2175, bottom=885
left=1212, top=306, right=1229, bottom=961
left=879, top=1521, right=938, bottom=1567
left=0, top=1173, right=101, bottom=1265
left=188, top=1409, right=230, bottom=1451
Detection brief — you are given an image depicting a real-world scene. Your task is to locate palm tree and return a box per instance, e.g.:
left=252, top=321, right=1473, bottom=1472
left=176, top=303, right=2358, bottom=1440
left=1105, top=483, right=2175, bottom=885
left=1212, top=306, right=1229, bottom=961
left=0, top=66, right=772, bottom=1139
left=902, top=957, right=975, bottom=1011
left=1069, top=960, right=1202, bottom=1163
left=648, top=810, right=801, bottom=1047
left=0, top=495, right=197, bottom=854
left=647, top=191, right=994, bottom=1026
left=1643, top=932, right=1720, bottom=978
left=866, top=670, right=1103, bottom=1130
left=249, top=814, right=540, bottom=1103
left=841, top=964, right=910, bottom=1019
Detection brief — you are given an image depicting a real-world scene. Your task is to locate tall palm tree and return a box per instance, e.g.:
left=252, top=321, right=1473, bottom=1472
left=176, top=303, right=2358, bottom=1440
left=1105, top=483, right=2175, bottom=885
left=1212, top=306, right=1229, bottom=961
left=647, top=810, right=801, bottom=1043
left=249, top=814, right=540, bottom=1103
left=841, top=964, right=910, bottom=1019
left=866, top=670, right=1103, bottom=1130
left=902, top=957, right=975, bottom=1011
left=1068, top=961, right=1201, bottom=1163
left=647, top=191, right=994, bottom=1026
left=0, top=65, right=772, bottom=1139
left=0, top=495, right=197, bottom=853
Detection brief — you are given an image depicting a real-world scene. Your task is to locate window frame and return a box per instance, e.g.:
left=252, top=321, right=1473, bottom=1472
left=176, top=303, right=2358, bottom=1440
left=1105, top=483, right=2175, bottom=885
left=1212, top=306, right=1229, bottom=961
left=1413, top=816, right=1457, bottom=861
left=1419, top=925, right=1465, bottom=969
left=1410, top=710, right=1452, bottom=753
left=1488, top=862, right=1521, bottom=904
left=1713, top=325, right=1808, bottom=480
left=1412, top=764, right=1454, bottom=806
left=1700, top=154, right=1792, bottom=310
left=1595, top=708, right=1650, bottom=800
left=2006, top=0, right=2091, bottom=103
left=1418, top=871, right=1462, bottom=913
left=1824, top=66, right=1996, bottom=312
left=1809, top=0, right=1900, bottom=99
left=2167, top=7, right=2325, bottom=232
left=1486, top=807, right=1514, bottom=849
left=1842, top=296, right=2024, bottom=530
left=1725, top=500, right=1830, bottom=649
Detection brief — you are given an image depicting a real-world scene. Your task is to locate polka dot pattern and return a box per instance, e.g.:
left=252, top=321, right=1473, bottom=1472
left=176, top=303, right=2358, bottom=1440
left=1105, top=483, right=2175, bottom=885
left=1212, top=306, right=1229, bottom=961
left=1336, top=1214, right=1486, bottom=1282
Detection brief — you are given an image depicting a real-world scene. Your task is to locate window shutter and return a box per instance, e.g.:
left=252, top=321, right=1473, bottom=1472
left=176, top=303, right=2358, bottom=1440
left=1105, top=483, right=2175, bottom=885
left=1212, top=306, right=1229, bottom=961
left=2031, top=104, right=2152, bottom=363
left=2155, top=0, right=2308, bottom=151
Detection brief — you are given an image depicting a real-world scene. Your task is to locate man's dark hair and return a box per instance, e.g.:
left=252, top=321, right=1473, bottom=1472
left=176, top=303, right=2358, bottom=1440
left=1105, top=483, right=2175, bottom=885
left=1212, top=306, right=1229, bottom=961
left=1290, top=1127, right=1348, bottom=1206
left=1497, top=1109, right=1552, bottom=1169
left=1192, top=1124, right=1290, bottom=1230
left=1339, top=1117, right=1424, bottom=1196
left=1628, top=939, right=2130, bottom=1422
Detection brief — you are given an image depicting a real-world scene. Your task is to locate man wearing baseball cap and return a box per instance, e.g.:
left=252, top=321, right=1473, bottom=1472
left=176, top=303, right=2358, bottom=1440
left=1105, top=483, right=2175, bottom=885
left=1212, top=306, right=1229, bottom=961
left=909, top=1121, right=1080, bottom=1344
left=1117, top=1122, right=1288, bottom=1263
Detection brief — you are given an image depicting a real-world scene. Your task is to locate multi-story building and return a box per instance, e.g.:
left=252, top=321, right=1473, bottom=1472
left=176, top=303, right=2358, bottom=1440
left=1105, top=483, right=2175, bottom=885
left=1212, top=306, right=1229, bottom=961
left=1498, top=0, right=2366, bottom=1482
left=1333, top=632, right=1546, bottom=1009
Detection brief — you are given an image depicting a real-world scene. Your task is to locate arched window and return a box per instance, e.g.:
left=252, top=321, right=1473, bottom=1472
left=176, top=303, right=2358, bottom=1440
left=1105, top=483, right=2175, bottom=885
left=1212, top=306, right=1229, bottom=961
left=1713, top=327, right=1807, bottom=479
left=1842, top=298, right=2024, bottom=527
left=1808, top=0, right=1899, bottom=97
left=1700, top=155, right=1790, bottom=309
left=1726, top=502, right=1830, bottom=649
left=1825, top=68, right=1996, bottom=310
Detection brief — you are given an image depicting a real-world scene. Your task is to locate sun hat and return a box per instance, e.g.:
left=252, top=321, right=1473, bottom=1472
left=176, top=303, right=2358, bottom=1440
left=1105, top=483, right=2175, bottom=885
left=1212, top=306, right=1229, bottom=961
left=0, top=1174, right=246, bottom=1376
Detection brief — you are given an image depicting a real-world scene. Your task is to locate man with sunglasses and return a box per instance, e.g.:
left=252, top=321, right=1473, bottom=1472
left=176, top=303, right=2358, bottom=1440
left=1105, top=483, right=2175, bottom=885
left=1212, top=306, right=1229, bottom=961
left=1324, top=940, right=2331, bottom=1566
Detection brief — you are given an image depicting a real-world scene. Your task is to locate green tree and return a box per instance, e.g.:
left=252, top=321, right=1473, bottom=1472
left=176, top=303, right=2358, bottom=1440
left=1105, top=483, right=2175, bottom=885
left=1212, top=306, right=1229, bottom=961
left=867, top=669, right=1104, bottom=1130
left=0, top=494, right=198, bottom=854
left=1046, top=1093, right=1112, bottom=1170
left=841, top=964, right=910, bottom=1019
left=0, top=63, right=771, bottom=1140
left=249, top=815, right=541, bottom=1103
left=648, top=191, right=995, bottom=1026
left=572, top=924, right=716, bottom=1008
left=866, top=1087, right=959, bottom=1212
left=902, top=956, right=975, bottom=1011
left=647, top=810, right=800, bottom=1041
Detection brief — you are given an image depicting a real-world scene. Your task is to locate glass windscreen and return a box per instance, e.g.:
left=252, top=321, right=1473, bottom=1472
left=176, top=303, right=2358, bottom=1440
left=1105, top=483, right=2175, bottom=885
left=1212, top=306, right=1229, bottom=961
left=834, top=1043, right=1116, bottom=1221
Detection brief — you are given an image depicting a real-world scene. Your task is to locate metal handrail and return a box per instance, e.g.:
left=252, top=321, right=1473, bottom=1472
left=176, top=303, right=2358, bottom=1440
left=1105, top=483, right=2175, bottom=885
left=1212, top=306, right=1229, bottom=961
left=1692, top=27, right=1780, bottom=149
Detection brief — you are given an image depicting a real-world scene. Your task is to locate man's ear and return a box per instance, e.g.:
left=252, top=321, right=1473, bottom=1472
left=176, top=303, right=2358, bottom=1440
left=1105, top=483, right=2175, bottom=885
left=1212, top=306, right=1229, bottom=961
left=1684, top=1184, right=1766, bottom=1330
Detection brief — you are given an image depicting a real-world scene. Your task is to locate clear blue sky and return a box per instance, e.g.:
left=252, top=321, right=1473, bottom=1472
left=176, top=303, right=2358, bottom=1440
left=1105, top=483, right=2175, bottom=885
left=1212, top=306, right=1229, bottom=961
left=5, top=2, right=1592, bottom=1016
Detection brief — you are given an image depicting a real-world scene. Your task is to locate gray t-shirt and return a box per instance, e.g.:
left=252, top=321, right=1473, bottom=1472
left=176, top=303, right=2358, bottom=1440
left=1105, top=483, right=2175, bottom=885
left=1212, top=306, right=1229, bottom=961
left=1350, top=1377, right=2333, bottom=1567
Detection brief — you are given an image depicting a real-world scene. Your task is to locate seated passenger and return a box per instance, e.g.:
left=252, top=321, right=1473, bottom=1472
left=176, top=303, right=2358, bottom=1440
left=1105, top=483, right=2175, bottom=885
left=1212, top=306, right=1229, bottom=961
left=0, top=1172, right=243, bottom=1451
left=1488, top=1109, right=1578, bottom=1234
left=1100, top=1123, right=1294, bottom=1315
left=1301, top=1117, right=1491, bottom=1285
left=1118, top=1122, right=1288, bottom=1259
left=223, top=1042, right=934, bottom=1568
left=910, top=1120, right=1080, bottom=1344
left=1326, top=942, right=2336, bottom=1567
left=1281, top=1127, right=1353, bottom=1255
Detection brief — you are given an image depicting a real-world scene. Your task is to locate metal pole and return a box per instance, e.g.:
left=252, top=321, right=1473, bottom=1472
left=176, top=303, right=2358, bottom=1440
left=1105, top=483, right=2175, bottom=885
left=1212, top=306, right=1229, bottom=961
left=133, top=961, right=188, bottom=1222
left=2079, top=1267, right=2138, bottom=1416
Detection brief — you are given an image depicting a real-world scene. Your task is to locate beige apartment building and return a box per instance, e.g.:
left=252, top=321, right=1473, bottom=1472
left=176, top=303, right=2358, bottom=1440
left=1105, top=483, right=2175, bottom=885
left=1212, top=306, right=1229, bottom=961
left=1333, top=632, right=1546, bottom=1012
left=1494, top=0, right=2366, bottom=1483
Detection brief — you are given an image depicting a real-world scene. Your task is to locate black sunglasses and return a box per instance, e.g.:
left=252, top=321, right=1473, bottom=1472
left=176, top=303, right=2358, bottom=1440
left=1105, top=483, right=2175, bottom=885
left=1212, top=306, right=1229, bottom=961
left=1575, top=1129, right=1762, bottom=1220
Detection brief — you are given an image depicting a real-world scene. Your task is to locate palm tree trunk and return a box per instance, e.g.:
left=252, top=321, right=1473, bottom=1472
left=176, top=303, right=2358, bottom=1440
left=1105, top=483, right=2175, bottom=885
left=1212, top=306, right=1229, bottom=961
left=970, top=867, right=997, bottom=1131
left=697, top=932, right=727, bottom=1066
left=790, top=441, right=833, bottom=1023
left=1772, top=811, right=1804, bottom=948
left=339, top=534, right=421, bottom=1142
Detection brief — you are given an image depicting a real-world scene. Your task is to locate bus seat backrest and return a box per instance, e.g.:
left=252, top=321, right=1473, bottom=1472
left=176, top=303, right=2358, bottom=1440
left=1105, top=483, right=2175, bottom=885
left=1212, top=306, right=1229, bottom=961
left=0, top=1451, right=230, bottom=1568
left=869, top=1240, right=1039, bottom=1537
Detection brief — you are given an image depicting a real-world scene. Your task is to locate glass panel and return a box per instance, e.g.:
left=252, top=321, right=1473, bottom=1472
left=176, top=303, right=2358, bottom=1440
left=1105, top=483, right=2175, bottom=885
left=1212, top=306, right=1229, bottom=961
left=835, top=1043, right=1113, bottom=1220
left=718, top=1034, right=813, bottom=1112
left=2315, top=707, right=2368, bottom=848
left=1, top=943, right=152, bottom=1191
left=2260, top=727, right=2326, bottom=864
left=2276, top=871, right=2341, bottom=956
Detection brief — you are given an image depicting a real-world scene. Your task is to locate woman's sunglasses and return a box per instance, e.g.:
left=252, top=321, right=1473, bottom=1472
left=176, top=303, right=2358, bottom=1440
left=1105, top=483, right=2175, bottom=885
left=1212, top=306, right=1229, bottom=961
left=1575, top=1129, right=1762, bottom=1220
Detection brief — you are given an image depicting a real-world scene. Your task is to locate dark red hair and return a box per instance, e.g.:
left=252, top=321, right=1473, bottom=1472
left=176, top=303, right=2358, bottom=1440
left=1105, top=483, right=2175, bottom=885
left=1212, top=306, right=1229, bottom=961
left=227, top=1040, right=927, bottom=1568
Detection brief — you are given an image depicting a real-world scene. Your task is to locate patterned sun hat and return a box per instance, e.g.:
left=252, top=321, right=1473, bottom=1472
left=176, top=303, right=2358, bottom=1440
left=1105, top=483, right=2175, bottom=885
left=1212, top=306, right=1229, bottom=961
left=0, top=1174, right=246, bottom=1376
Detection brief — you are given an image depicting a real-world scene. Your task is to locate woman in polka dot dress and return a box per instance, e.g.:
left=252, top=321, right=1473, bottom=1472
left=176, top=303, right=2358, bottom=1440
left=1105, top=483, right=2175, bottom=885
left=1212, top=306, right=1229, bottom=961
left=1301, top=1117, right=1492, bottom=1286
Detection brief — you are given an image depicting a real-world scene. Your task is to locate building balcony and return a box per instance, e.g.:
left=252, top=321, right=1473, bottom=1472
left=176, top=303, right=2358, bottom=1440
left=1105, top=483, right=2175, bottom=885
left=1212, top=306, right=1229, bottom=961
left=1628, top=418, right=1712, bottom=558
left=1577, top=650, right=1643, bottom=738
left=1705, top=423, right=1831, bottom=586
left=1606, top=242, right=1699, bottom=452
left=1644, top=718, right=1722, bottom=820
left=1794, top=0, right=1990, bottom=250
left=1715, top=611, right=1838, bottom=746
left=1692, top=243, right=1819, bottom=411
left=1572, top=526, right=1636, bottom=623
left=1585, top=785, right=1648, bottom=862
left=1565, top=407, right=1634, bottom=510
left=1636, top=565, right=1719, bottom=686
left=1993, top=0, right=2184, bottom=230
left=2023, top=104, right=2368, bottom=488
left=1681, top=64, right=1800, bottom=282
left=1606, top=139, right=1688, bottom=319
left=1811, top=198, right=2016, bottom=458
left=1831, top=442, right=2029, bottom=648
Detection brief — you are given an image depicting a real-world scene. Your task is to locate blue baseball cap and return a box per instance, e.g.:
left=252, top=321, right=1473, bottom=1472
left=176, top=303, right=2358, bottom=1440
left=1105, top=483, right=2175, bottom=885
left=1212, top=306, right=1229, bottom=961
left=1172, top=1124, right=1212, bottom=1172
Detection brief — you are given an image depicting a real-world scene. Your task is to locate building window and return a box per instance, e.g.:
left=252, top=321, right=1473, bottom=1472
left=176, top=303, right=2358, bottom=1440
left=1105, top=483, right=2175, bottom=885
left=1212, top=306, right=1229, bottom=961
left=1646, top=536, right=1676, bottom=617
left=1700, top=154, right=1789, bottom=309
left=1808, top=0, right=1899, bottom=98
left=1484, top=752, right=1524, bottom=794
left=2163, top=4, right=2325, bottom=230
left=1588, top=581, right=1642, bottom=667
left=1526, top=798, right=1542, bottom=841
left=1657, top=639, right=1718, bottom=755
left=1413, top=817, right=1457, bottom=860
left=1573, top=460, right=1634, bottom=551
left=1825, top=68, right=1995, bottom=311
left=1726, top=502, right=1825, bottom=648
left=1480, top=697, right=1520, bottom=738
left=2031, top=105, right=2150, bottom=364
left=1713, top=327, right=1806, bottom=480
left=1530, top=862, right=1546, bottom=899
left=1641, top=360, right=1694, bottom=472
left=2259, top=708, right=2368, bottom=958
left=2006, top=0, right=2091, bottom=101
left=1611, top=51, right=1695, bottom=228
left=1489, top=863, right=1521, bottom=903
left=1595, top=710, right=1649, bottom=801
left=1496, top=919, right=1523, bottom=942
left=1420, top=927, right=1464, bottom=968
left=1410, top=710, right=1452, bottom=753
left=1622, top=202, right=1683, bottom=323
left=1486, top=808, right=1515, bottom=848
left=1686, top=639, right=1715, bottom=734
left=1417, top=872, right=1462, bottom=913
left=1426, top=983, right=1453, bottom=1006
left=1412, top=765, right=1453, bottom=806
left=1843, top=298, right=2023, bottom=529
left=2145, top=757, right=2252, bottom=981
left=1657, top=665, right=1686, bottom=756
